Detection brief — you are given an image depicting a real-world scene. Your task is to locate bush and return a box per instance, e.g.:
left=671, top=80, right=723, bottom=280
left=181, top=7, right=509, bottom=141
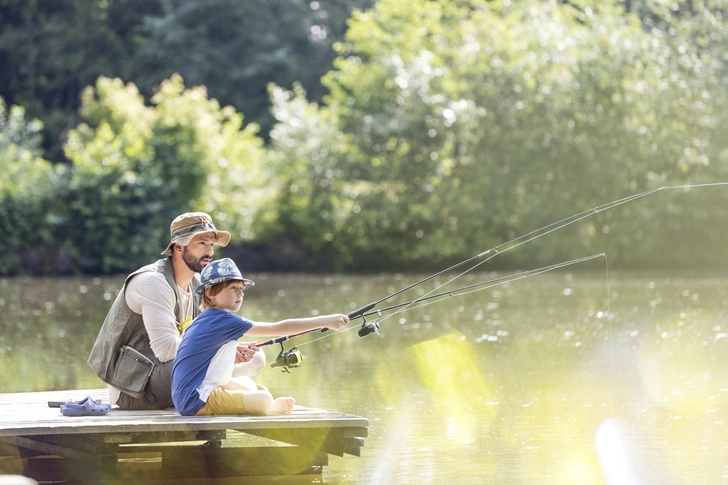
left=0, top=99, right=59, bottom=275
left=264, top=0, right=728, bottom=270
left=59, top=75, right=266, bottom=273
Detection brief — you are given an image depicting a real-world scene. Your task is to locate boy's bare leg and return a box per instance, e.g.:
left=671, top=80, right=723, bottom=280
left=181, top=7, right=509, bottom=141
left=221, top=376, right=258, bottom=391
left=242, top=391, right=295, bottom=415
left=269, top=397, right=295, bottom=414
left=242, top=390, right=273, bottom=414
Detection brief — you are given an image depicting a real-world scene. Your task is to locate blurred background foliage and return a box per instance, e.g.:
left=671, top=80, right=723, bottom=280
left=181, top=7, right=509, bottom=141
left=2, top=0, right=728, bottom=275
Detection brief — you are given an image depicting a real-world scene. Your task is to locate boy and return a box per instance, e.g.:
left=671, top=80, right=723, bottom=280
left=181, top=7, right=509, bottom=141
left=171, top=258, right=349, bottom=416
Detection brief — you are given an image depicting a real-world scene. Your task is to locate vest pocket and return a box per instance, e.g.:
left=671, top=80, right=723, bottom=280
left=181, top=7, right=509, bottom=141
left=113, top=345, right=154, bottom=395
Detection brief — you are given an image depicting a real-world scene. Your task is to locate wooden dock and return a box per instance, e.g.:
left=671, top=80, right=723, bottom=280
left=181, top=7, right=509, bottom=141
left=0, top=389, right=368, bottom=484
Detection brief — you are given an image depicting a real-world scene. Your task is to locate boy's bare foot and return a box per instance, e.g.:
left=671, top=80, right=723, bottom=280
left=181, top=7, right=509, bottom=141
left=268, top=397, right=295, bottom=414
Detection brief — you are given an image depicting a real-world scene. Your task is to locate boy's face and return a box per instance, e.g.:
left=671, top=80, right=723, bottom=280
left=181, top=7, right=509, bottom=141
left=210, top=281, right=246, bottom=312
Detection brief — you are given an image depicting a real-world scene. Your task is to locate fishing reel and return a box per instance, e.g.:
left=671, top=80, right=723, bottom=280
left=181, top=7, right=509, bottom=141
left=358, top=316, right=380, bottom=338
left=271, top=342, right=303, bottom=373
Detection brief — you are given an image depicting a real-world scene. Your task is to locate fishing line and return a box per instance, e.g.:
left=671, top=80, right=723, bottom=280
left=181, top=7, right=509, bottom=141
left=265, top=181, right=727, bottom=360
left=604, top=253, right=614, bottom=414
left=371, top=254, right=606, bottom=319
left=296, top=253, right=608, bottom=348
left=267, top=183, right=721, bottom=409
left=332, top=182, right=727, bottom=336
left=299, top=254, right=618, bottom=412
left=340, top=181, right=728, bottom=335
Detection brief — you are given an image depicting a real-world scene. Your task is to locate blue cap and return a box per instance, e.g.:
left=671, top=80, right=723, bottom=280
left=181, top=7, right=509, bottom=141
left=195, top=258, right=255, bottom=296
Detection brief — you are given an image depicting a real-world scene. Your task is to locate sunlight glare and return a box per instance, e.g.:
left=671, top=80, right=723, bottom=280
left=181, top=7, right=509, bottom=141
left=596, top=419, right=640, bottom=485
left=406, top=333, right=496, bottom=445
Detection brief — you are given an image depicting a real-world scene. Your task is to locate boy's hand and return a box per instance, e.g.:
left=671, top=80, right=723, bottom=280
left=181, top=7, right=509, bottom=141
left=324, top=314, right=350, bottom=331
left=235, top=342, right=259, bottom=363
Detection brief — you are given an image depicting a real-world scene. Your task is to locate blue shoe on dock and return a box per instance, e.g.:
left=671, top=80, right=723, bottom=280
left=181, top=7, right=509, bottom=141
left=60, top=396, right=111, bottom=416
left=48, top=397, right=103, bottom=408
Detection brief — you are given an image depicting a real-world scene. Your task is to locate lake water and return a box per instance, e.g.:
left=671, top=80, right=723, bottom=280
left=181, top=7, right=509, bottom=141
left=1, top=269, right=727, bottom=484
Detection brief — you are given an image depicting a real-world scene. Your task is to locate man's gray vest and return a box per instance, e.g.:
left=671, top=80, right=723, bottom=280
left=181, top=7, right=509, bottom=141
left=87, top=258, right=201, bottom=399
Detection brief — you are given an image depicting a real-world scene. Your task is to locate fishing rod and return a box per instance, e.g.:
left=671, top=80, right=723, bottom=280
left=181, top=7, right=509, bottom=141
left=253, top=311, right=378, bottom=372
left=350, top=253, right=606, bottom=336
left=252, top=279, right=477, bottom=371
left=251, top=300, right=393, bottom=371
left=258, top=181, right=728, bottom=371
left=340, top=182, right=728, bottom=337
left=258, top=253, right=606, bottom=371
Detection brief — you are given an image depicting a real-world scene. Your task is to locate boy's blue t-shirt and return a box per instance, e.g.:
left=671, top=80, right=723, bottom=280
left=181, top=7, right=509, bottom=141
left=171, top=308, right=254, bottom=416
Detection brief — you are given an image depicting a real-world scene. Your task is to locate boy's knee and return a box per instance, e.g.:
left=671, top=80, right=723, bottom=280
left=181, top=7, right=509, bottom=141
left=251, top=350, right=266, bottom=370
left=232, top=350, right=266, bottom=379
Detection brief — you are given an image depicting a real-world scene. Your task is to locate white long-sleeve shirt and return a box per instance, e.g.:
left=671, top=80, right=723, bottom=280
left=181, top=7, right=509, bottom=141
left=125, top=271, right=191, bottom=362
left=108, top=271, right=195, bottom=403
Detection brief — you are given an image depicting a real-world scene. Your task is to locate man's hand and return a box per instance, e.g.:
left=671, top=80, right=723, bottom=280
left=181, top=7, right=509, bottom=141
left=235, top=342, right=259, bottom=364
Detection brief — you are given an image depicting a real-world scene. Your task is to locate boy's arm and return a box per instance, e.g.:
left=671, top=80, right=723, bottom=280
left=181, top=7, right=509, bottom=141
left=244, top=314, right=349, bottom=338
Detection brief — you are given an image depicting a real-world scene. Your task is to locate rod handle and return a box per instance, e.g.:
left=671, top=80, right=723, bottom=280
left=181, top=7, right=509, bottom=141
left=321, top=302, right=377, bottom=333
left=348, top=302, right=377, bottom=320
left=255, top=335, right=289, bottom=347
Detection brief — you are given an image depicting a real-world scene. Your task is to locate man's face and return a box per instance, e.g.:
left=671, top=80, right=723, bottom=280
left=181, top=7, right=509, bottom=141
left=181, top=233, right=216, bottom=273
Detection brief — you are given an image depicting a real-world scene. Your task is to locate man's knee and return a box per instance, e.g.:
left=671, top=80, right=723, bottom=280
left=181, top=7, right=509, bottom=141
left=146, top=360, right=174, bottom=409
left=116, top=391, right=159, bottom=410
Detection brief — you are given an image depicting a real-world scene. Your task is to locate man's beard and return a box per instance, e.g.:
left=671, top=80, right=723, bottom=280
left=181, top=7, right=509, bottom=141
left=182, top=247, right=211, bottom=273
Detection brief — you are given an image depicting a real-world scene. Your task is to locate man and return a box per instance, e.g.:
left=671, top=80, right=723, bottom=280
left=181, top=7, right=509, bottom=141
left=87, top=212, right=264, bottom=410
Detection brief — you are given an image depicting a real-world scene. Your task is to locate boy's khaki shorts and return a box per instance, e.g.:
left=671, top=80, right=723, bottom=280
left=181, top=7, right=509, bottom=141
left=195, top=384, right=268, bottom=416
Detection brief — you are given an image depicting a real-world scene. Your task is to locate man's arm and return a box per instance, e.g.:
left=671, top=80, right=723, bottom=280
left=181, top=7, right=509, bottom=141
left=125, top=272, right=181, bottom=362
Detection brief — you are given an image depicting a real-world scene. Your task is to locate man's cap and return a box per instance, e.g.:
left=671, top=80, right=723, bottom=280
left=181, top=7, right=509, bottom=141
left=162, top=212, right=231, bottom=255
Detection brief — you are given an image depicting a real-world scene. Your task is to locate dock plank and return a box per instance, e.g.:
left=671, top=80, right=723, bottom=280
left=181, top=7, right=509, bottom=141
left=0, top=389, right=368, bottom=482
left=0, top=389, right=368, bottom=437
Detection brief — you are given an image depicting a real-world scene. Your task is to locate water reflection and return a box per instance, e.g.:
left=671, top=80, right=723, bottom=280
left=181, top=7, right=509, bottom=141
left=1, top=270, right=727, bottom=483
left=596, top=419, right=640, bottom=485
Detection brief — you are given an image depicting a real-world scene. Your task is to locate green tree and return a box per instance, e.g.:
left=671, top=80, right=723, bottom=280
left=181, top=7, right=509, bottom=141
left=0, top=0, right=374, bottom=162
left=0, top=0, right=159, bottom=161
left=0, top=98, right=57, bottom=274
left=130, top=0, right=376, bottom=138
left=266, top=0, right=728, bottom=270
left=59, top=75, right=265, bottom=273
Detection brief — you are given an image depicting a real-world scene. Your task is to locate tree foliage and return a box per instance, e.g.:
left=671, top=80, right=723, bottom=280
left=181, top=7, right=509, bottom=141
left=265, top=0, right=728, bottom=270
left=58, top=75, right=265, bottom=274
left=0, top=99, right=57, bottom=274
left=0, top=0, right=375, bottom=159
left=3, top=0, right=728, bottom=274
left=0, top=0, right=160, bottom=160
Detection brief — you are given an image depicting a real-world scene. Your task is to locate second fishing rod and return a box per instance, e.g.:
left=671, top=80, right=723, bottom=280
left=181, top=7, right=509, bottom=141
left=256, top=253, right=607, bottom=371
left=256, top=181, right=728, bottom=370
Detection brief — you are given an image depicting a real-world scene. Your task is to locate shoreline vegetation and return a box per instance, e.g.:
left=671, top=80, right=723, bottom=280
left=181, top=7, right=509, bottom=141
left=3, top=0, right=728, bottom=276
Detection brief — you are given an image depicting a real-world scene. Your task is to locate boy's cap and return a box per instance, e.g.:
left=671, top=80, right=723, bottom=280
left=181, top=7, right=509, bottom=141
left=195, top=258, right=255, bottom=296
left=162, top=212, right=231, bottom=255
